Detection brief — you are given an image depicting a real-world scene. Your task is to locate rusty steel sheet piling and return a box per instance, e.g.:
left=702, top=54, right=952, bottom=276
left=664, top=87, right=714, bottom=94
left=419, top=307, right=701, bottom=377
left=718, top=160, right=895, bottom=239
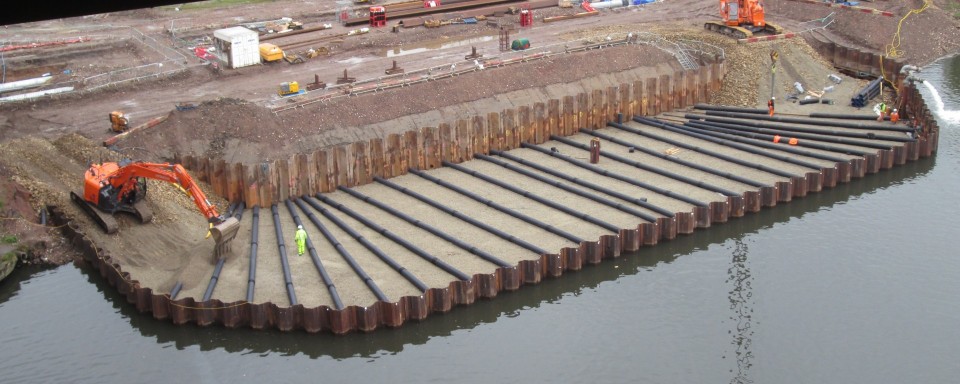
left=52, top=46, right=941, bottom=334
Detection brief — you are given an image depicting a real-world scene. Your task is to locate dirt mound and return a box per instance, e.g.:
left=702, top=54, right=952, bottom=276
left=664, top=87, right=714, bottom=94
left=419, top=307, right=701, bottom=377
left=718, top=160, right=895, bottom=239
left=771, top=0, right=960, bottom=66
left=122, top=40, right=680, bottom=164
left=121, top=98, right=292, bottom=161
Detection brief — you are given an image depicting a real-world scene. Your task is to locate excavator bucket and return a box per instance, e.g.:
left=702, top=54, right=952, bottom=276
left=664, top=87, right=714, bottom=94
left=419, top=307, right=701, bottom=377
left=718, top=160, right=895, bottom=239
left=210, top=217, right=241, bottom=259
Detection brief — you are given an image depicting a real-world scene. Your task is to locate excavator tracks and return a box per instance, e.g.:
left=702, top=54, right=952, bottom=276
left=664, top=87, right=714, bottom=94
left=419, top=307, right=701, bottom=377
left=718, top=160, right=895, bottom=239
left=704, top=21, right=784, bottom=39
left=70, top=192, right=154, bottom=234
left=71, top=191, right=119, bottom=234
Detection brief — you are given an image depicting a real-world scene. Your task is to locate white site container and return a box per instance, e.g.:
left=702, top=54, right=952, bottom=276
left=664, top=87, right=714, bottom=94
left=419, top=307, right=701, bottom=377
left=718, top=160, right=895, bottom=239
left=213, top=26, right=260, bottom=69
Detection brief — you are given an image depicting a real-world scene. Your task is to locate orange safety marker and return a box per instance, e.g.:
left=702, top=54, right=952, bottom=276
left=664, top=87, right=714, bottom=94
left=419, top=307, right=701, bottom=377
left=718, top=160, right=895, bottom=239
left=788, top=138, right=799, bottom=145
left=772, top=135, right=781, bottom=143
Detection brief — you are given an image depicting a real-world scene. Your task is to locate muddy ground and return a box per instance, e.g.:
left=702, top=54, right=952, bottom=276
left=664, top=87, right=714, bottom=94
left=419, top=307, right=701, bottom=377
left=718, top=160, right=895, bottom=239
left=1, top=0, right=958, bottom=267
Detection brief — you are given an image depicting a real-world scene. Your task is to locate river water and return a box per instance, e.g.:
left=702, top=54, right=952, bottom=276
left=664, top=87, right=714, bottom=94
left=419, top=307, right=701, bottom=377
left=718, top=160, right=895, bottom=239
left=2, top=57, right=959, bottom=383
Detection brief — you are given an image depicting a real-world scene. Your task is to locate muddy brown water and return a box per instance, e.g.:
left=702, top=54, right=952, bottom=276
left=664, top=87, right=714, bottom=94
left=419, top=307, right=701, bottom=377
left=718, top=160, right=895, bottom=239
left=1, top=56, right=958, bottom=383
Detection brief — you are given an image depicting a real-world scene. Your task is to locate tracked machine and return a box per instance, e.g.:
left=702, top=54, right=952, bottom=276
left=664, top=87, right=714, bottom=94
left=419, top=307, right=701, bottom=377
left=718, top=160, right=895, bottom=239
left=704, top=0, right=783, bottom=39
left=71, top=160, right=240, bottom=258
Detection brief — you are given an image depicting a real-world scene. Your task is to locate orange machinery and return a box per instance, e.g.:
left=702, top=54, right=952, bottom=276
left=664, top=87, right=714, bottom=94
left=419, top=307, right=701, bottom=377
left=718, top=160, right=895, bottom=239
left=109, top=111, right=129, bottom=133
left=704, top=0, right=783, bottom=38
left=70, top=160, right=240, bottom=258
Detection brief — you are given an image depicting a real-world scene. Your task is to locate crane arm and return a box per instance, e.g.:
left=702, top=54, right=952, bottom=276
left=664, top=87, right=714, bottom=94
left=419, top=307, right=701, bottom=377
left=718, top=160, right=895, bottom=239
left=107, top=162, right=224, bottom=223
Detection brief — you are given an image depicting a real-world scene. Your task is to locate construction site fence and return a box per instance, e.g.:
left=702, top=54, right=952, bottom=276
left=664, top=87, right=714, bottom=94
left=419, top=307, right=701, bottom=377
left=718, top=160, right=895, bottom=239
left=180, top=63, right=729, bottom=207
left=1, top=28, right=191, bottom=104
left=270, top=31, right=723, bottom=111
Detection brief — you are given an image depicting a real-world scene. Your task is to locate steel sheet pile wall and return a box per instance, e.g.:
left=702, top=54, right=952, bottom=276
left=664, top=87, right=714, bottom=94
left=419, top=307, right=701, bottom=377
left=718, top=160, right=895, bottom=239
left=51, top=43, right=940, bottom=334
left=176, top=63, right=726, bottom=207
left=805, top=39, right=939, bottom=154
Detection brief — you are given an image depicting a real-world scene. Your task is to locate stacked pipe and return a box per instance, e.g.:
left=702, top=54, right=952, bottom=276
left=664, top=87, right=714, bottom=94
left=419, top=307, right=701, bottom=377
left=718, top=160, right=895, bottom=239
left=851, top=77, right=883, bottom=107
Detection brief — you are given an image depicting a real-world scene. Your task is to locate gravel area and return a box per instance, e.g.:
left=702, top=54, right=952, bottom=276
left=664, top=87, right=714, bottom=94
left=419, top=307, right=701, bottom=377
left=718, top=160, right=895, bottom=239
left=595, top=127, right=785, bottom=186
left=387, top=171, right=580, bottom=253
left=506, top=147, right=694, bottom=214
left=562, top=132, right=759, bottom=194
left=457, top=160, right=647, bottom=228
left=348, top=182, right=539, bottom=264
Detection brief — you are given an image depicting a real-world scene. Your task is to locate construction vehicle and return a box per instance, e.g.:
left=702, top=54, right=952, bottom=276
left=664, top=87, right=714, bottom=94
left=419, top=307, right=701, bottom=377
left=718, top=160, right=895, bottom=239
left=704, top=0, right=783, bottom=39
left=278, top=81, right=305, bottom=97
left=109, top=111, right=129, bottom=133
left=70, top=160, right=240, bottom=258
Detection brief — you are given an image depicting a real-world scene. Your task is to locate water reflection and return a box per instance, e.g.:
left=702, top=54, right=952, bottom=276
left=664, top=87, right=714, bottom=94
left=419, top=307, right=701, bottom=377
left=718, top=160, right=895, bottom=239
left=0, top=265, right=54, bottom=306
left=78, top=156, right=934, bottom=359
left=726, top=238, right=753, bottom=384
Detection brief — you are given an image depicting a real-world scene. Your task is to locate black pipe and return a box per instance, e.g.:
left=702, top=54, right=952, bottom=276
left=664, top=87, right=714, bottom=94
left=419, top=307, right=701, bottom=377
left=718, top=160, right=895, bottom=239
left=694, top=103, right=768, bottom=114
left=202, top=258, right=225, bottom=301
left=338, top=186, right=511, bottom=268
left=581, top=128, right=768, bottom=188
left=297, top=197, right=390, bottom=301
left=225, top=202, right=239, bottom=217
left=232, top=202, right=245, bottom=220
left=550, top=135, right=744, bottom=197
left=633, top=116, right=825, bottom=170
left=409, top=168, right=586, bottom=244
left=684, top=119, right=884, bottom=154
left=271, top=205, right=298, bottom=306
left=798, top=98, right=820, bottom=105
left=489, top=150, right=674, bottom=217
left=441, top=161, right=623, bottom=232
left=852, top=77, right=882, bottom=107
left=285, top=199, right=344, bottom=310
left=246, top=206, right=259, bottom=302
left=687, top=113, right=913, bottom=143
left=39, top=208, right=46, bottom=225
left=170, top=281, right=183, bottom=300
left=521, top=143, right=710, bottom=208
left=701, top=109, right=913, bottom=132
left=316, top=194, right=472, bottom=282
left=304, top=195, right=429, bottom=293
left=475, top=153, right=660, bottom=222
left=608, top=120, right=800, bottom=179
left=374, top=176, right=549, bottom=255
left=682, top=121, right=854, bottom=163
left=810, top=112, right=889, bottom=121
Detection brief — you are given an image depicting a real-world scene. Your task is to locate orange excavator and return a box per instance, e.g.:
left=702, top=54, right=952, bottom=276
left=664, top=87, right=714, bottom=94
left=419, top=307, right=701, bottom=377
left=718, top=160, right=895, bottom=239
left=704, top=0, right=783, bottom=39
left=70, top=160, right=240, bottom=258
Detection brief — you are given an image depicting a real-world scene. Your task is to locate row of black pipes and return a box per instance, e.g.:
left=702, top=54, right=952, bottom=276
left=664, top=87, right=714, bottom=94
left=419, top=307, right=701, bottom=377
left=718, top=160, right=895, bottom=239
left=190, top=105, right=905, bottom=309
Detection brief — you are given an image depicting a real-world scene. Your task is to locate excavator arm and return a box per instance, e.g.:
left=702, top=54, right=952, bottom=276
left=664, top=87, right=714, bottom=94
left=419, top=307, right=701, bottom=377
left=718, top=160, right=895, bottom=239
left=108, top=162, right=224, bottom=223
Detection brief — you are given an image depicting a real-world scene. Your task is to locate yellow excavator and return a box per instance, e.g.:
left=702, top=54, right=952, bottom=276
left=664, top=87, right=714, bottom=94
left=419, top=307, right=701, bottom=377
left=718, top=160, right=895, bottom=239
left=109, top=111, right=129, bottom=133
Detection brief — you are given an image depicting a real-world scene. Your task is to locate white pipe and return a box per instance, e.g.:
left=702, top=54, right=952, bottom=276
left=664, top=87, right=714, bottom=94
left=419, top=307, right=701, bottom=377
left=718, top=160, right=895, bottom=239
left=590, top=0, right=625, bottom=9
left=0, top=76, right=53, bottom=93
left=0, top=86, right=73, bottom=102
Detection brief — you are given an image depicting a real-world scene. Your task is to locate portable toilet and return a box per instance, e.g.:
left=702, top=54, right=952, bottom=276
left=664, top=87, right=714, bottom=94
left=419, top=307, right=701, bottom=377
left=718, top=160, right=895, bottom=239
left=212, top=26, right=260, bottom=69
left=511, top=38, right=530, bottom=51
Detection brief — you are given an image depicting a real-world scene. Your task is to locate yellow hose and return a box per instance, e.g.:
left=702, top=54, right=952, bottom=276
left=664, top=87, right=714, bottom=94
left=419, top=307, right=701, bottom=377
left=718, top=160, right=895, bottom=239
left=880, top=0, right=932, bottom=91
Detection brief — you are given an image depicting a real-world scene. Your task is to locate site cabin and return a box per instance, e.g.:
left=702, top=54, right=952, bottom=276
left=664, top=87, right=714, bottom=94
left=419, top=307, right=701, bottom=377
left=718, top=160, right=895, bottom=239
left=212, top=26, right=261, bottom=69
